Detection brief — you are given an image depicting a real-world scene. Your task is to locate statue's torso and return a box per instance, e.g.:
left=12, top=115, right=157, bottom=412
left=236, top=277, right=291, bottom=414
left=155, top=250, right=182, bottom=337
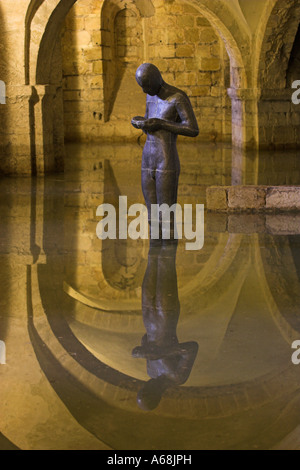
left=142, top=94, right=180, bottom=172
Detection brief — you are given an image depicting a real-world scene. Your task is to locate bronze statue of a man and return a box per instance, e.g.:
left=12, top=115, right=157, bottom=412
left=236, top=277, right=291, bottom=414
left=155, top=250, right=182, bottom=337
left=132, top=63, right=199, bottom=242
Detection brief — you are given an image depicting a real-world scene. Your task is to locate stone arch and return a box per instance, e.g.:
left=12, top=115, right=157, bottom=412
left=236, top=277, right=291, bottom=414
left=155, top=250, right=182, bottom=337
left=25, top=0, right=77, bottom=86
left=257, top=0, right=300, bottom=91
left=27, top=0, right=250, bottom=93
left=100, top=0, right=144, bottom=122
left=185, top=0, right=249, bottom=87
left=24, top=0, right=77, bottom=173
left=36, top=0, right=77, bottom=85
left=169, top=0, right=255, bottom=150
left=287, top=24, right=300, bottom=86
left=256, top=0, right=300, bottom=150
left=25, top=0, right=46, bottom=84
left=25, top=0, right=252, bottom=172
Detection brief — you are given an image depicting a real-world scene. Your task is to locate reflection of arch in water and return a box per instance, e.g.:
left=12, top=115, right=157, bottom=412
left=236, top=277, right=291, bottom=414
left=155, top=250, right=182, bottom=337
left=23, top=178, right=300, bottom=448
left=62, top=232, right=300, bottom=382
left=29, top=235, right=300, bottom=449
left=64, top=233, right=245, bottom=318
left=255, top=233, right=300, bottom=343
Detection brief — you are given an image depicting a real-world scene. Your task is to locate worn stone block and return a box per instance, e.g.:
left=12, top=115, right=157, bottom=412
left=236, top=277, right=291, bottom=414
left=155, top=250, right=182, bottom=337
left=176, top=16, right=195, bottom=28
left=228, top=187, right=266, bottom=211
left=207, top=187, right=228, bottom=211
left=77, top=31, right=91, bottom=47
left=190, top=86, right=211, bottom=97
left=196, top=17, right=211, bottom=27
left=199, top=29, right=218, bottom=44
left=266, top=187, right=300, bottom=210
left=63, top=90, right=82, bottom=101
left=157, top=45, right=176, bottom=58
left=184, top=28, right=200, bottom=43
left=85, top=16, right=100, bottom=31
left=92, top=61, right=104, bottom=74
left=84, top=47, right=102, bottom=61
left=197, top=72, right=213, bottom=86
left=201, top=58, right=221, bottom=71
left=176, top=45, right=195, bottom=58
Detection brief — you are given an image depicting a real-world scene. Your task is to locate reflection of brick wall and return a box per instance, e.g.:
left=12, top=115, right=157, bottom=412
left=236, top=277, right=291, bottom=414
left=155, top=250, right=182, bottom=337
left=61, top=0, right=231, bottom=143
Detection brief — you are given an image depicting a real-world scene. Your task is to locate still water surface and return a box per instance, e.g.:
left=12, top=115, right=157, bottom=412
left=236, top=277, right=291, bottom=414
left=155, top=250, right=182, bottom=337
left=0, top=143, right=300, bottom=450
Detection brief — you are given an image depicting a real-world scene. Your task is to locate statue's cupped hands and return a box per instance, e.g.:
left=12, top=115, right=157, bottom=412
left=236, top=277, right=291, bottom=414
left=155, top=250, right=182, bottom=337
left=132, top=116, right=163, bottom=132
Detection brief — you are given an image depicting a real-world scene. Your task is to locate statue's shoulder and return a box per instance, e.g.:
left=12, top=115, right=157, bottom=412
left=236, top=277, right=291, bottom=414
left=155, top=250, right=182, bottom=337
left=167, top=85, right=190, bottom=103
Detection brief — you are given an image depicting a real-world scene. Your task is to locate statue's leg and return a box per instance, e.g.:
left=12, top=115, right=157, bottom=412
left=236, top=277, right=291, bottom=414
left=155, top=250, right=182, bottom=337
left=141, top=246, right=159, bottom=343
left=156, top=170, right=179, bottom=241
left=142, top=168, right=157, bottom=216
left=142, top=168, right=161, bottom=244
left=156, top=243, right=180, bottom=347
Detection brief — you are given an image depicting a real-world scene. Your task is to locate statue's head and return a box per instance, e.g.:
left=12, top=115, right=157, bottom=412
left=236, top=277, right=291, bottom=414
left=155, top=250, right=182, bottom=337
left=136, top=63, right=163, bottom=96
left=136, top=376, right=168, bottom=411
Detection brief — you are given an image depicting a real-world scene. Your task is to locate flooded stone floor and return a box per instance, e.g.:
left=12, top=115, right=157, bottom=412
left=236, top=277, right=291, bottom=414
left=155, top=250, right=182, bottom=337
left=0, top=142, right=300, bottom=450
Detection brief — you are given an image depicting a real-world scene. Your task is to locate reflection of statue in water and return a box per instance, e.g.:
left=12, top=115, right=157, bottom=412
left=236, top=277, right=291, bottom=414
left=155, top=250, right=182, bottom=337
left=131, top=63, right=199, bottom=241
left=132, top=244, right=198, bottom=411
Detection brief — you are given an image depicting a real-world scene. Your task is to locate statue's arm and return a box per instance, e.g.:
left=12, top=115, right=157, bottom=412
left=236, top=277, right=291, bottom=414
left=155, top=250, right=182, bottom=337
left=172, top=342, right=199, bottom=384
left=142, top=94, right=199, bottom=137
left=158, top=342, right=198, bottom=384
left=161, top=94, right=199, bottom=137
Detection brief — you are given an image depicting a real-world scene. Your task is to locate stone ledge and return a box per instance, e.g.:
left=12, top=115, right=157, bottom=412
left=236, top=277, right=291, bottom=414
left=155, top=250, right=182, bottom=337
left=207, top=186, right=300, bottom=212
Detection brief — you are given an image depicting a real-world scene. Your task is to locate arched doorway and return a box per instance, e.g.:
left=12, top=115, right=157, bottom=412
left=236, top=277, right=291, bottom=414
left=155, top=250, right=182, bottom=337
left=25, top=0, right=247, bottom=175
left=257, top=0, right=300, bottom=151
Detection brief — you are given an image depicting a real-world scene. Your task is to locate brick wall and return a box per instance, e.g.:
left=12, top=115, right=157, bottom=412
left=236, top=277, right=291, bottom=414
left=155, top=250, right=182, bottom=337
left=61, top=0, right=232, bottom=143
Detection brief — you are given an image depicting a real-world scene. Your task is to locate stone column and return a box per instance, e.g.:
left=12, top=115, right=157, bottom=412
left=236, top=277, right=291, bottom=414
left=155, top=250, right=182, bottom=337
left=0, top=84, right=64, bottom=176
left=227, top=88, right=261, bottom=185
left=0, top=85, right=33, bottom=175
left=227, top=87, right=261, bottom=150
left=32, top=85, right=65, bottom=175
